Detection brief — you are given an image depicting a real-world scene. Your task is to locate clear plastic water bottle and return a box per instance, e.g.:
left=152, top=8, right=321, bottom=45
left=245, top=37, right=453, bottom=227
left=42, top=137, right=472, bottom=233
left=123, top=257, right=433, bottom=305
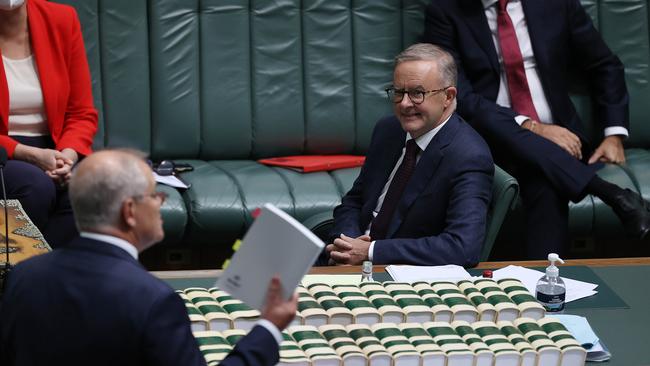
left=536, top=253, right=566, bottom=313
left=360, top=261, right=374, bottom=282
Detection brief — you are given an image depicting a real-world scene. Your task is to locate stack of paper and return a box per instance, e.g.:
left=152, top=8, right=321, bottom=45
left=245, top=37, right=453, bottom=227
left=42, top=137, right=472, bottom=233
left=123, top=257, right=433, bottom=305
left=552, top=314, right=611, bottom=362
left=385, top=264, right=472, bottom=283
left=491, top=265, right=598, bottom=303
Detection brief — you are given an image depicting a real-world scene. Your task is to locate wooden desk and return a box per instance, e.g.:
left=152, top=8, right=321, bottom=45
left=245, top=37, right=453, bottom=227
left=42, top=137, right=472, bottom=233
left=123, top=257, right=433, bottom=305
left=154, top=258, right=650, bottom=366
left=152, top=257, right=650, bottom=279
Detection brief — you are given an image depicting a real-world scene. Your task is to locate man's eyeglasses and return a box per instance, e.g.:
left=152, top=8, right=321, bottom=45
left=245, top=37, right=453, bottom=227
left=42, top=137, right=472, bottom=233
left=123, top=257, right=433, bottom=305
left=133, top=191, right=168, bottom=204
left=385, top=86, right=450, bottom=104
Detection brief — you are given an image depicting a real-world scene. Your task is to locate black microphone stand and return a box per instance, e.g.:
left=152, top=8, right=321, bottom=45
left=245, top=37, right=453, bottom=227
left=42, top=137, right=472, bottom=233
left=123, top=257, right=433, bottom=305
left=0, top=149, right=10, bottom=301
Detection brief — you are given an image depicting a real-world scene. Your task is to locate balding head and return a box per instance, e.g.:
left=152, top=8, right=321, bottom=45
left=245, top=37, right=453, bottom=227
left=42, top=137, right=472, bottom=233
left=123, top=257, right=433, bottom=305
left=69, top=149, right=150, bottom=233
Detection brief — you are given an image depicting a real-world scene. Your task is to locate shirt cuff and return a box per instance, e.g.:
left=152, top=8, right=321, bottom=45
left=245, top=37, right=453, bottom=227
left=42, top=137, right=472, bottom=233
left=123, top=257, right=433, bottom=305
left=604, top=126, right=629, bottom=138
left=514, top=115, right=530, bottom=125
left=256, top=319, right=283, bottom=346
left=368, top=241, right=376, bottom=262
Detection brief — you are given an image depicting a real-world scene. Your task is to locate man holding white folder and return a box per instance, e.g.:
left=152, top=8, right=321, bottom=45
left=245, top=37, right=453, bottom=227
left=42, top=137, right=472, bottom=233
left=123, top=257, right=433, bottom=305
left=0, top=149, right=297, bottom=366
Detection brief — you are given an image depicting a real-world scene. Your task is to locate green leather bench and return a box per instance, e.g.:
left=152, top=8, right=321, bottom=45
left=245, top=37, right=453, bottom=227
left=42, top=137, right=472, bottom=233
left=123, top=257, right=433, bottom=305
left=50, top=0, right=519, bottom=266
left=56, top=0, right=650, bottom=264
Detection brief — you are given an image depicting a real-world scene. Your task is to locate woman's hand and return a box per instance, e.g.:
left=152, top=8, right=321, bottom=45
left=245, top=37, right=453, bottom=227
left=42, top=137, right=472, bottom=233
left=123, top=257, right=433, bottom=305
left=48, top=148, right=78, bottom=184
left=13, top=145, right=77, bottom=184
left=13, top=144, right=66, bottom=171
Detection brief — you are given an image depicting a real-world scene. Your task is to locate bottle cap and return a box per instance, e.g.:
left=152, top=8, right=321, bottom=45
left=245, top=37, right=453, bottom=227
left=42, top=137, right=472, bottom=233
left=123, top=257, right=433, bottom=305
left=482, top=270, right=493, bottom=278
left=362, top=261, right=373, bottom=274
left=546, top=253, right=564, bottom=277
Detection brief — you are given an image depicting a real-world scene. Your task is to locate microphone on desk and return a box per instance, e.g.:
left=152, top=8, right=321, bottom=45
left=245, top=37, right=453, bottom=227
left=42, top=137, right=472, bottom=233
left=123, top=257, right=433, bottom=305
left=0, top=146, right=10, bottom=301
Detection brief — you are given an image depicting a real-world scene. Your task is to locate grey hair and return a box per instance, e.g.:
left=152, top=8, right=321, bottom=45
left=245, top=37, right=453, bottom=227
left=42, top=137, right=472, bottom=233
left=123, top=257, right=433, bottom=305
left=69, top=149, right=150, bottom=231
left=395, top=43, right=457, bottom=87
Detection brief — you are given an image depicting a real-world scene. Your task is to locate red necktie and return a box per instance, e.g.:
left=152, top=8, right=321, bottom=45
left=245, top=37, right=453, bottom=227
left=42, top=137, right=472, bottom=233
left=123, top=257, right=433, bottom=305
left=496, top=0, right=540, bottom=121
left=370, top=139, right=420, bottom=240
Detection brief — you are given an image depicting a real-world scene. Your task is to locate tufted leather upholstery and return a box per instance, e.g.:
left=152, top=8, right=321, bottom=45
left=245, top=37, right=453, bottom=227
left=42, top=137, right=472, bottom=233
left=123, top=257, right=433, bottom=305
left=53, top=0, right=520, bottom=261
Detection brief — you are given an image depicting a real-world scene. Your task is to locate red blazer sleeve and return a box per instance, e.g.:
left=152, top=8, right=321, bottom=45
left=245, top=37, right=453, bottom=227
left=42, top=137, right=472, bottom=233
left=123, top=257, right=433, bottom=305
left=0, top=0, right=97, bottom=158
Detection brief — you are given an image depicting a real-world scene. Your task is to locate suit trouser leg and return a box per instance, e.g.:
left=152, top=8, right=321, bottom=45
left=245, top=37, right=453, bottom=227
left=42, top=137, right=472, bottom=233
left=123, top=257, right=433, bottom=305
left=472, top=113, right=600, bottom=258
left=473, top=113, right=599, bottom=201
left=515, top=168, right=570, bottom=259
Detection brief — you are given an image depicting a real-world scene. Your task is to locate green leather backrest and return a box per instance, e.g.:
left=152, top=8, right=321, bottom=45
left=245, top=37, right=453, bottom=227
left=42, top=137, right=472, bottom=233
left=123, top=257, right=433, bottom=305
left=572, top=0, right=650, bottom=147
left=55, top=0, right=430, bottom=160
left=57, top=0, right=650, bottom=156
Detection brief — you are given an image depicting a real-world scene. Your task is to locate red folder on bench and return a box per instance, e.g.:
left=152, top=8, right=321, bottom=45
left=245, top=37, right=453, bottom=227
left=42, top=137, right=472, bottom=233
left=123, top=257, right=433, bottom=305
left=258, top=155, right=365, bottom=173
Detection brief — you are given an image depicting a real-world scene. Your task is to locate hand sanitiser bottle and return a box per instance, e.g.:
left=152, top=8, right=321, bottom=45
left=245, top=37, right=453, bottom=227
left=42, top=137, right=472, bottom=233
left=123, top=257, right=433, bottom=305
left=361, top=261, right=374, bottom=282
left=536, top=253, right=566, bottom=312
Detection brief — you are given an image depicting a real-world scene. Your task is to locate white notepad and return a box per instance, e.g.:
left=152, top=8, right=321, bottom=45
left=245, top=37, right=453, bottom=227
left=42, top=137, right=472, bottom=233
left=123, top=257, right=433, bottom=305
left=216, top=204, right=325, bottom=310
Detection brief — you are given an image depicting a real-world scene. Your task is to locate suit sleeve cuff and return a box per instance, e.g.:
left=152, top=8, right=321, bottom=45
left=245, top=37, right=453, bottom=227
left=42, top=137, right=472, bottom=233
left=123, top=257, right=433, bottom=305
left=604, top=126, right=629, bottom=138
left=368, top=241, right=376, bottom=261
left=514, top=115, right=530, bottom=125
left=256, top=319, right=283, bottom=346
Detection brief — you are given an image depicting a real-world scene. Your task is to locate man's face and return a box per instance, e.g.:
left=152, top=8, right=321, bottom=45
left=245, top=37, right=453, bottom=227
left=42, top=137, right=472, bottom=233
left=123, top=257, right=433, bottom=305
left=132, top=165, right=165, bottom=250
left=392, top=60, right=452, bottom=139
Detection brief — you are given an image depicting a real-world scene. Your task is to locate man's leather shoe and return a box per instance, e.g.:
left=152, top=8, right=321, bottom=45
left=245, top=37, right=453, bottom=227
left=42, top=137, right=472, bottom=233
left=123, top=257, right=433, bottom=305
left=610, top=188, right=650, bottom=239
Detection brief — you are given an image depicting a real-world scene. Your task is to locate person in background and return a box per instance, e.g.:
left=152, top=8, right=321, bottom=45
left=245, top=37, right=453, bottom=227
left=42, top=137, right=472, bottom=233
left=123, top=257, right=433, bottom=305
left=423, top=0, right=650, bottom=258
left=0, top=149, right=298, bottom=366
left=322, top=44, right=493, bottom=267
left=0, top=0, right=98, bottom=247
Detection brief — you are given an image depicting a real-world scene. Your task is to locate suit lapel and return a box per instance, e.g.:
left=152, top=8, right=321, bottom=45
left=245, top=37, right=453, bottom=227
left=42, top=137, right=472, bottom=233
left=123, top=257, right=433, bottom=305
left=385, top=115, right=461, bottom=238
left=460, top=0, right=500, bottom=74
left=521, top=0, right=551, bottom=77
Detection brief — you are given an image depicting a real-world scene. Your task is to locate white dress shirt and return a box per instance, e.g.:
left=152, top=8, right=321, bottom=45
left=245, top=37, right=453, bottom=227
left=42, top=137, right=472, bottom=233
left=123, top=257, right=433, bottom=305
left=80, top=232, right=139, bottom=259
left=366, top=114, right=452, bottom=260
left=3, top=55, right=49, bottom=137
left=482, top=0, right=627, bottom=137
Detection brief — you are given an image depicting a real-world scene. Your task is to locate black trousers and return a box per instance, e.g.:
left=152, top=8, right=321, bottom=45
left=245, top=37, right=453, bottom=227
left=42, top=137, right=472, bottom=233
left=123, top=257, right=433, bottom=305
left=3, top=136, right=77, bottom=248
left=472, top=112, right=602, bottom=259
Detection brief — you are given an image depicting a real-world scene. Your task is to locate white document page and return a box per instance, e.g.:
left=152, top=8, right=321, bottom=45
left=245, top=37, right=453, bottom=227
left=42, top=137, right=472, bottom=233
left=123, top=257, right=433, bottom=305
left=216, top=204, right=324, bottom=310
left=385, top=264, right=472, bottom=283
left=153, top=172, right=189, bottom=189
left=492, top=265, right=598, bottom=303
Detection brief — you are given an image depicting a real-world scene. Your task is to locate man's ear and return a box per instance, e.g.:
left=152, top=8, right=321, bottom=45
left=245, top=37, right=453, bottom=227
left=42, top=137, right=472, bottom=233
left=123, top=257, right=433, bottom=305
left=121, top=199, right=137, bottom=228
left=445, top=86, right=457, bottom=106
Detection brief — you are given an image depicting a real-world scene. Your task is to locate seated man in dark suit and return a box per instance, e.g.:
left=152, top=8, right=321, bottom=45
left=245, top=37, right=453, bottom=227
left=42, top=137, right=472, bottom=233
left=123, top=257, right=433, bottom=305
left=324, top=43, right=494, bottom=267
left=423, top=0, right=650, bottom=258
left=0, top=149, right=297, bottom=366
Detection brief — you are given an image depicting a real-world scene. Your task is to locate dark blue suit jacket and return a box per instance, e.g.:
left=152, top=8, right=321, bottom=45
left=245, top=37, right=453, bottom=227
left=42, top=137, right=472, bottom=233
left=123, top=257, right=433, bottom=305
left=423, top=0, right=629, bottom=144
left=330, top=114, right=493, bottom=266
left=422, top=0, right=629, bottom=200
left=0, top=237, right=279, bottom=366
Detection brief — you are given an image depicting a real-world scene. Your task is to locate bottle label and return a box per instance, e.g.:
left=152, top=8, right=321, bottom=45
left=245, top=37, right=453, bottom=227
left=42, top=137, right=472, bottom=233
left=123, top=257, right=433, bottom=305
left=536, top=291, right=565, bottom=312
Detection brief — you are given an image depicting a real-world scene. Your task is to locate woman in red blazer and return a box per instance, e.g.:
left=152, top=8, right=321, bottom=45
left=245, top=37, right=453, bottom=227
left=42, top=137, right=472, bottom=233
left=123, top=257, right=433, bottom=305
left=0, top=0, right=97, bottom=247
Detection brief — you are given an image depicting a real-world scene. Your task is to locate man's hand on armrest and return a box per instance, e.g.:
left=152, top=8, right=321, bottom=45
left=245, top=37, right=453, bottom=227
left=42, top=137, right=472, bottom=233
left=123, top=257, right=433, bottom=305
left=588, top=135, right=625, bottom=164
